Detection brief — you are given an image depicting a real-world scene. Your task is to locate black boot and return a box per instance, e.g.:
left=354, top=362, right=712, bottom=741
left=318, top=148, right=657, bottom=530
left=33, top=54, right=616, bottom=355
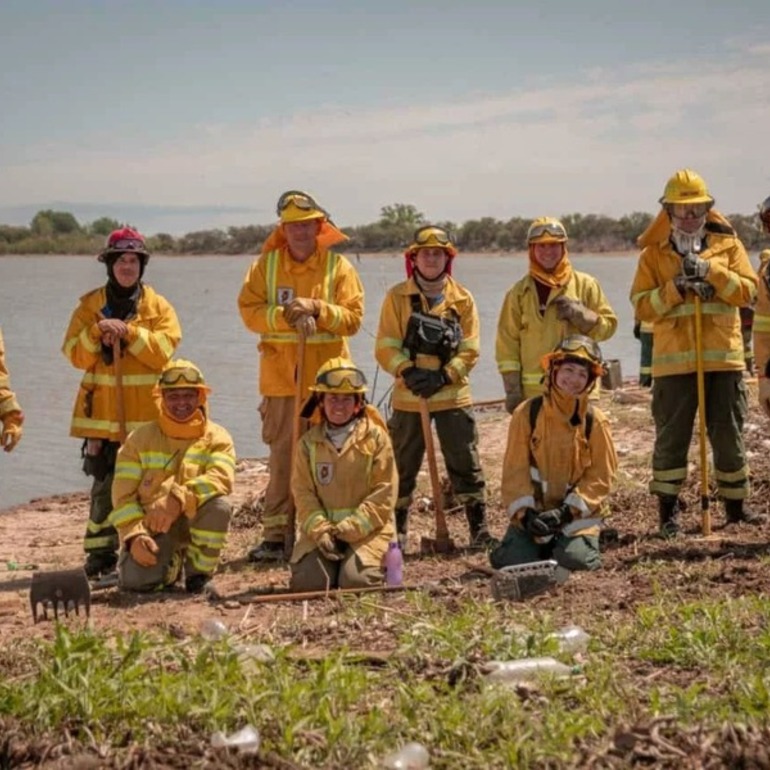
left=465, top=501, right=495, bottom=548
left=658, top=495, right=681, bottom=537
left=395, top=507, right=409, bottom=550
left=724, top=499, right=767, bottom=525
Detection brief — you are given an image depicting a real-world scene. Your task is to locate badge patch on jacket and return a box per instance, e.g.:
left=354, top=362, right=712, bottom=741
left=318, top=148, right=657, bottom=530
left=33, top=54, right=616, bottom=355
left=316, top=462, right=333, bottom=485
left=277, top=287, right=294, bottom=304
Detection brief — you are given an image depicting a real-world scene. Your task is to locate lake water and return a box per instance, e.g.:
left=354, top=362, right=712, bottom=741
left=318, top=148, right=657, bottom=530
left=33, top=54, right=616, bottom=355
left=0, top=253, right=640, bottom=509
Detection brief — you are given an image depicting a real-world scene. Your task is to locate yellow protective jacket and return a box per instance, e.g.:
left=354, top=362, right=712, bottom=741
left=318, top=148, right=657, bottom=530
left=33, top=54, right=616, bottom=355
left=290, top=407, right=397, bottom=567
left=62, top=285, right=181, bottom=440
left=110, top=418, right=236, bottom=546
left=496, top=271, right=617, bottom=397
left=238, top=247, right=364, bottom=397
left=752, top=249, right=770, bottom=377
left=375, top=276, right=480, bottom=413
left=630, top=229, right=757, bottom=378
left=501, top=387, right=617, bottom=539
left=0, top=326, right=21, bottom=418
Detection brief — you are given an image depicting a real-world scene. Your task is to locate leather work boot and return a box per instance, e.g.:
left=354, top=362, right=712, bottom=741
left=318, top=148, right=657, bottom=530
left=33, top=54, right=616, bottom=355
left=465, top=501, right=496, bottom=548
left=724, top=499, right=768, bottom=526
left=248, top=540, right=285, bottom=563
left=395, top=507, right=409, bottom=551
left=658, top=495, right=681, bottom=537
left=84, top=550, right=118, bottom=578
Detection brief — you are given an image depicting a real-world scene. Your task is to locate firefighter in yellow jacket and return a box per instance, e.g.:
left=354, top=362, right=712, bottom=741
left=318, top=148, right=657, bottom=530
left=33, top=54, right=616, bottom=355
left=0, top=326, right=23, bottom=452
left=375, top=225, right=491, bottom=548
left=62, top=227, right=181, bottom=577
left=496, top=217, right=617, bottom=411
left=753, top=196, right=770, bottom=417
left=630, top=169, right=761, bottom=534
left=110, top=360, right=235, bottom=593
left=491, top=336, right=617, bottom=571
left=290, top=357, right=397, bottom=591
left=238, top=191, right=364, bottom=562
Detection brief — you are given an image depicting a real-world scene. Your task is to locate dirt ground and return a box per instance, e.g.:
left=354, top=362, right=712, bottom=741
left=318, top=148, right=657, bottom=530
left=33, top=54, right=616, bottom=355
left=2, top=383, right=770, bottom=766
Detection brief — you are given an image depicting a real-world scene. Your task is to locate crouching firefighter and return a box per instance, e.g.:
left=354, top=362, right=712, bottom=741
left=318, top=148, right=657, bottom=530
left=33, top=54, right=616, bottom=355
left=375, top=225, right=491, bottom=550
left=490, top=336, right=618, bottom=572
left=109, top=360, right=235, bottom=594
left=290, top=357, right=398, bottom=590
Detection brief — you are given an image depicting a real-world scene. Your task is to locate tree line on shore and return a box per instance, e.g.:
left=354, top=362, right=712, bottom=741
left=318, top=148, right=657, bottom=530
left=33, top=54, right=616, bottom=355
left=1, top=203, right=767, bottom=256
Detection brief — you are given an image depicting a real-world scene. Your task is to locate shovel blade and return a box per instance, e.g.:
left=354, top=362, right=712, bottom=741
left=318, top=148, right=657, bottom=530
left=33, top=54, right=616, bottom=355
left=419, top=535, right=456, bottom=555
left=30, top=568, right=91, bottom=623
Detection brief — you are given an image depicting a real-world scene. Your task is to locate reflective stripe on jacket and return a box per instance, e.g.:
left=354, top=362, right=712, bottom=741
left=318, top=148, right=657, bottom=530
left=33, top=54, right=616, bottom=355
left=0, top=327, right=21, bottom=418
left=630, top=232, right=757, bottom=378
left=375, top=276, right=480, bottom=413
left=496, top=271, right=617, bottom=397
left=110, top=419, right=236, bottom=541
left=62, top=285, right=181, bottom=440
left=290, top=412, right=397, bottom=567
left=501, top=391, right=617, bottom=539
left=238, top=248, right=364, bottom=397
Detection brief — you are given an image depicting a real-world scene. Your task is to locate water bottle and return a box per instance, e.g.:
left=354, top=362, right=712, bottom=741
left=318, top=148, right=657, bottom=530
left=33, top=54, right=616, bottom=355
left=384, top=541, right=404, bottom=586
left=381, top=741, right=430, bottom=769
left=200, top=618, right=229, bottom=641
left=211, top=725, right=260, bottom=754
left=547, top=625, right=590, bottom=654
left=483, top=657, right=579, bottom=684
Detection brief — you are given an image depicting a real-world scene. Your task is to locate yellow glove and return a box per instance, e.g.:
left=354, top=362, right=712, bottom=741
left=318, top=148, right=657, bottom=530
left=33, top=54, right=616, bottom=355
left=334, top=517, right=364, bottom=543
left=144, top=494, right=183, bottom=534
left=284, top=298, right=321, bottom=325
left=1, top=411, right=23, bottom=453
left=129, top=534, right=159, bottom=567
left=317, top=532, right=344, bottom=561
left=759, top=378, right=770, bottom=420
left=296, top=314, right=317, bottom=338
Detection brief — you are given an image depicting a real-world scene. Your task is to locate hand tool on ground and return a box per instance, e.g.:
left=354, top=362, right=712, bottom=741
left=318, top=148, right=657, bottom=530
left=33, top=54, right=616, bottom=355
left=693, top=294, right=711, bottom=536
left=237, top=583, right=417, bottom=605
left=285, top=333, right=306, bottom=558
left=30, top=568, right=91, bottom=622
left=418, top=397, right=456, bottom=555
left=113, top=339, right=127, bottom=443
left=463, top=559, right=565, bottom=601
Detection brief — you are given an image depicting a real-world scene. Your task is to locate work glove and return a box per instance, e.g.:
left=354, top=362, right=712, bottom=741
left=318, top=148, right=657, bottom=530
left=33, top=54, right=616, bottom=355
left=633, top=321, right=641, bottom=340
left=522, top=507, right=551, bottom=537
left=682, top=252, right=710, bottom=280
left=284, top=298, right=321, bottom=326
left=129, top=534, right=159, bottom=567
left=535, top=506, right=573, bottom=535
left=759, top=378, right=770, bottom=420
left=334, top=516, right=365, bottom=544
left=295, top=314, right=317, bottom=338
left=1, top=410, right=23, bottom=452
left=553, top=296, right=599, bottom=334
left=502, top=372, right=523, bottom=414
left=144, top=494, right=183, bottom=534
left=412, top=369, right=448, bottom=399
left=316, top=532, right=345, bottom=561
left=688, top=279, right=715, bottom=301
left=402, top=366, right=429, bottom=396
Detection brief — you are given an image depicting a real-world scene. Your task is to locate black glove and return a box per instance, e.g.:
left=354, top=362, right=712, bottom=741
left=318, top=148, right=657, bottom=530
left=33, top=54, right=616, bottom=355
left=522, top=507, right=550, bottom=537
left=682, top=252, right=710, bottom=280
left=413, top=369, right=448, bottom=399
left=633, top=321, right=641, bottom=340
left=688, top=280, right=715, bottom=301
left=536, top=506, right=573, bottom=534
left=402, top=366, right=429, bottom=396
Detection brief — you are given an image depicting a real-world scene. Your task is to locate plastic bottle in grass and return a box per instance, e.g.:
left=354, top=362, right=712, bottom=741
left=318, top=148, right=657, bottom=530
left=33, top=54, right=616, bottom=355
left=381, top=741, right=430, bottom=769
left=384, top=541, right=404, bottom=586
left=547, top=625, right=590, bottom=654
left=483, top=656, right=580, bottom=684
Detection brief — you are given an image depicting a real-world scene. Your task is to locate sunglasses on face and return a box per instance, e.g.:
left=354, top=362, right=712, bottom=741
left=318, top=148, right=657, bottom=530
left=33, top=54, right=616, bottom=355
left=413, top=226, right=452, bottom=246
left=528, top=222, right=567, bottom=241
left=159, top=367, right=205, bottom=386
left=317, top=367, right=367, bottom=390
left=670, top=203, right=710, bottom=219
left=108, top=238, right=146, bottom=251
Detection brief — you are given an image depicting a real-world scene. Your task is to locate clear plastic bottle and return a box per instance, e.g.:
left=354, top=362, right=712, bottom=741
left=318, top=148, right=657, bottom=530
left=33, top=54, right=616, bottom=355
left=211, top=725, right=260, bottom=754
left=384, top=541, right=404, bottom=586
left=200, top=618, right=229, bottom=641
left=483, top=656, right=579, bottom=684
left=547, top=625, right=590, bottom=654
left=381, top=741, right=430, bottom=769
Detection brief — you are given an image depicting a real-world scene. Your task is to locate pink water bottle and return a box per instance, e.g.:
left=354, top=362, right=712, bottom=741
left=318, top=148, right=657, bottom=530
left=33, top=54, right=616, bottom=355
left=384, top=541, right=403, bottom=586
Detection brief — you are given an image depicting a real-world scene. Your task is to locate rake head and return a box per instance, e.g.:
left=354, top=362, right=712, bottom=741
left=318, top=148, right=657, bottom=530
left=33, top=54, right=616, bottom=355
left=30, top=568, right=91, bottom=623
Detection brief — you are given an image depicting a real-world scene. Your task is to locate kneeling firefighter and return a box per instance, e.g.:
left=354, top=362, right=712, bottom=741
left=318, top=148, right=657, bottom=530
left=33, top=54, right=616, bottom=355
left=375, top=225, right=492, bottom=549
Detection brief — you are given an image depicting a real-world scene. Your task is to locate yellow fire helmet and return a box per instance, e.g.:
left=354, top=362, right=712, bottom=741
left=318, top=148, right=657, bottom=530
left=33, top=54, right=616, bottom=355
left=659, top=169, right=714, bottom=207
left=276, top=190, right=328, bottom=223
left=527, top=217, right=568, bottom=245
left=157, top=359, right=211, bottom=392
left=310, top=357, right=368, bottom=395
left=541, top=335, right=605, bottom=380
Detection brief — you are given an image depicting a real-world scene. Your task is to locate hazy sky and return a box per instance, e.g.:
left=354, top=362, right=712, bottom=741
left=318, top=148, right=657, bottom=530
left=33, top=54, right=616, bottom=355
left=2, top=0, right=769, bottom=234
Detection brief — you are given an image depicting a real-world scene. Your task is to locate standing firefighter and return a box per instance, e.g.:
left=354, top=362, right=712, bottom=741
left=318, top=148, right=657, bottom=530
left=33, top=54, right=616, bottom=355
left=238, top=191, right=364, bottom=562
left=290, top=357, right=397, bottom=591
left=496, top=217, right=617, bottom=413
left=630, top=169, right=761, bottom=535
left=375, top=225, right=491, bottom=549
left=0, top=326, right=23, bottom=452
left=753, top=196, right=770, bottom=416
left=110, top=360, right=235, bottom=593
left=62, top=227, right=181, bottom=577
left=491, top=336, right=617, bottom=572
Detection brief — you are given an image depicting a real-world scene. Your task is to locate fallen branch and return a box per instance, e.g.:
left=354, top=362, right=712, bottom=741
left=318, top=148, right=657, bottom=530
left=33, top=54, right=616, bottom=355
left=224, top=583, right=430, bottom=605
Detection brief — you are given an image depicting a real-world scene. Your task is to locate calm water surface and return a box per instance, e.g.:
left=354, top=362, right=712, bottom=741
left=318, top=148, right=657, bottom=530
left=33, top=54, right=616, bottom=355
left=0, top=253, right=640, bottom=509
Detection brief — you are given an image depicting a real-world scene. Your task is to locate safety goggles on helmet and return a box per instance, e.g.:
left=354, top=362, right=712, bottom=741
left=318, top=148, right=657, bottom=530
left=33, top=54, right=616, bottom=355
left=276, top=190, right=325, bottom=217
left=669, top=203, right=711, bottom=219
left=413, top=226, right=453, bottom=247
left=316, top=366, right=367, bottom=391
left=159, top=367, right=205, bottom=387
left=527, top=221, right=567, bottom=242
left=107, top=238, right=147, bottom=252
left=556, top=335, right=603, bottom=363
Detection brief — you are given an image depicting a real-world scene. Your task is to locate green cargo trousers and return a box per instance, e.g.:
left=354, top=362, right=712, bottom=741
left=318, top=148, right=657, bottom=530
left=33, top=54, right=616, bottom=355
left=490, top=524, right=601, bottom=572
